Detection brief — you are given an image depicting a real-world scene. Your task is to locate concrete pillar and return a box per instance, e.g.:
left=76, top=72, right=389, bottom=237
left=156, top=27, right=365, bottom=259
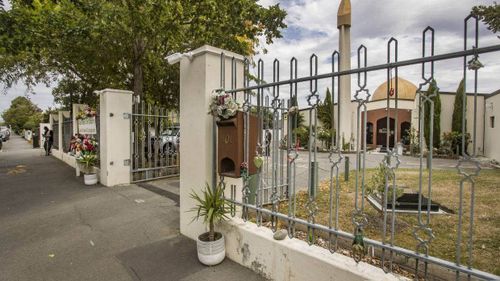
left=72, top=104, right=86, bottom=135
left=178, top=45, right=244, bottom=240
left=58, top=111, right=70, bottom=151
left=338, top=0, right=352, bottom=148
left=97, top=89, right=133, bottom=187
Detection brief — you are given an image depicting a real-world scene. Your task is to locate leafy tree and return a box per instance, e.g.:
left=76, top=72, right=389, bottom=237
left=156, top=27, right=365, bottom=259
left=1, top=96, right=42, bottom=132
left=317, top=88, right=333, bottom=130
left=423, top=79, right=441, bottom=149
left=472, top=2, right=500, bottom=37
left=0, top=0, right=286, bottom=109
left=451, top=79, right=468, bottom=155
left=289, top=94, right=304, bottom=130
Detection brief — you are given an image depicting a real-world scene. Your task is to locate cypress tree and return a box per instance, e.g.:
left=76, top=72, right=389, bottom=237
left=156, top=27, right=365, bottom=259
left=318, top=88, right=333, bottom=130
left=452, top=79, right=466, bottom=133
left=451, top=79, right=468, bottom=155
left=423, top=79, right=441, bottom=149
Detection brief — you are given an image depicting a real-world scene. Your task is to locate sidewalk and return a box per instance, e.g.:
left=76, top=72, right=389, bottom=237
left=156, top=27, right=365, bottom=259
left=0, top=135, right=266, bottom=281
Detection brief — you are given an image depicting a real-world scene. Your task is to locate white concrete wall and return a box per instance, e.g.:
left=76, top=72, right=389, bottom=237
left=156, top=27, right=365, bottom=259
left=179, top=45, right=245, bottom=240
left=484, top=94, right=500, bottom=161
left=97, top=89, right=133, bottom=187
left=439, top=94, right=484, bottom=155
left=219, top=218, right=407, bottom=281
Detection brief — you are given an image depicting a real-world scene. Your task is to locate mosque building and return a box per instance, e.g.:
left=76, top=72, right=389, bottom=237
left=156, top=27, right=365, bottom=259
left=301, top=0, right=500, bottom=162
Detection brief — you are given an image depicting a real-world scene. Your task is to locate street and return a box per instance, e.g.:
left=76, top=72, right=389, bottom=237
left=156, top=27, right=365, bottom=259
left=0, top=135, right=265, bottom=281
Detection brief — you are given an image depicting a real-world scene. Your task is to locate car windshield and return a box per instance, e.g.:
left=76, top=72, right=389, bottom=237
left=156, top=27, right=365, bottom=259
left=161, top=128, right=179, bottom=136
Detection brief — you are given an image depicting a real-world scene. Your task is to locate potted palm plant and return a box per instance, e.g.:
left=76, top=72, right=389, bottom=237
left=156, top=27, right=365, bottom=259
left=76, top=136, right=99, bottom=185
left=190, top=182, right=230, bottom=266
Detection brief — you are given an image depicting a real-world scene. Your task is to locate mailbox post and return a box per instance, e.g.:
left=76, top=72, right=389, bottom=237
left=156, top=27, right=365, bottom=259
left=217, top=111, right=258, bottom=178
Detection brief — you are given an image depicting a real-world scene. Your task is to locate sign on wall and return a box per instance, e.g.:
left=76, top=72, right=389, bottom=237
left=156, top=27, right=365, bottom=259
left=78, top=117, right=97, bottom=135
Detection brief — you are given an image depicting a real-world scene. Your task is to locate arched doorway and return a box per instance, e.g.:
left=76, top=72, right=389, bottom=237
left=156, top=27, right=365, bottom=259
left=366, top=122, right=374, bottom=144
left=401, top=122, right=411, bottom=145
left=377, top=117, right=395, bottom=149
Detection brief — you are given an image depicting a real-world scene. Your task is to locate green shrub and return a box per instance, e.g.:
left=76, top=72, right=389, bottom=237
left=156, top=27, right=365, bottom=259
left=367, top=163, right=403, bottom=200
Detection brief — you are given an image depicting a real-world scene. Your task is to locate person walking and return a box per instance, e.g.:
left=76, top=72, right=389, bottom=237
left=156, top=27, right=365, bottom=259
left=43, top=127, right=49, bottom=155
left=43, top=127, right=53, bottom=156
left=47, top=130, right=54, bottom=155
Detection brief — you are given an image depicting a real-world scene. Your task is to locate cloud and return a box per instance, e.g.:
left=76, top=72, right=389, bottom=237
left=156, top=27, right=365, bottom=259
left=254, top=0, right=499, bottom=107
left=1, top=82, right=55, bottom=116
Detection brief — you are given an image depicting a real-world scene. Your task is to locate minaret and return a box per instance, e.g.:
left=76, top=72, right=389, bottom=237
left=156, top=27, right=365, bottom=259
left=337, top=0, right=352, bottom=148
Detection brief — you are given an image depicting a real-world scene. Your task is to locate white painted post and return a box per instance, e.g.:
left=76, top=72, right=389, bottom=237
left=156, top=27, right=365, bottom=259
left=97, top=89, right=133, bottom=187
left=178, top=45, right=245, bottom=240
left=59, top=111, right=70, bottom=152
left=72, top=104, right=86, bottom=135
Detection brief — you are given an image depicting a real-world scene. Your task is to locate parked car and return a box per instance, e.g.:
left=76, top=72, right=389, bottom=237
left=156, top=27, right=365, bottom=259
left=0, top=128, right=10, bottom=141
left=147, top=125, right=180, bottom=156
left=159, top=126, right=180, bottom=154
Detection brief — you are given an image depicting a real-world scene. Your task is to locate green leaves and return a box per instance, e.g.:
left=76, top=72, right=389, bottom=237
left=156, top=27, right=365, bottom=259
left=76, top=152, right=98, bottom=172
left=189, top=182, right=230, bottom=241
left=423, top=79, right=441, bottom=150
left=472, top=3, right=500, bottom=34
left=1, top=96, right=42, bottom=132
left=1, top=0, right=286, bottom=110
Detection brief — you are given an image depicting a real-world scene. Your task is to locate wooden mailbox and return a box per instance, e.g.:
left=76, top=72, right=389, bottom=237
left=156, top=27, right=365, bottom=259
left=217, top=111, right=258, bottom=178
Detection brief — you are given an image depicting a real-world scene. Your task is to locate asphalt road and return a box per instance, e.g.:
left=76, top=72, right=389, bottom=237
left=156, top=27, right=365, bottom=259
left=258, top=149, right=490, bottom=194
left=0, top=135, right=265, bottom=281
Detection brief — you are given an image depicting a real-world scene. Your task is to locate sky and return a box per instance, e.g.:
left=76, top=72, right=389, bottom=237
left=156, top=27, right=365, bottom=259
left=253, top=0, right=499, bottom=106
left=1, top=0, right=499, bottom=117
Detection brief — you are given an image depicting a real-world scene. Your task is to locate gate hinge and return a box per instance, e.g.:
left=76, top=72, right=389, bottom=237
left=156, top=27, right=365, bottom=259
left=123, top=113, right=131, bottom=119
left=124, top=159, right=131, bottom=166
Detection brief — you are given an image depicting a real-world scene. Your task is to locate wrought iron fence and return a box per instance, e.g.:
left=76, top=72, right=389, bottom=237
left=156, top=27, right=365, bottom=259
left=52, top=121, right=59, bottom=150
left=62, top=117, right=73, bottom=153
left=130, top=99, right=180, bottom=183
left=216, top=15, right=500, bottom=281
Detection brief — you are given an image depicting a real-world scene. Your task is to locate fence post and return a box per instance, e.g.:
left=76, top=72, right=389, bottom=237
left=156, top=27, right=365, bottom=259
left=72, top=104, right=86, bottom=135
left=177, top=45, right=245, bottom=240
left=96, top=89, right=133, bottom=187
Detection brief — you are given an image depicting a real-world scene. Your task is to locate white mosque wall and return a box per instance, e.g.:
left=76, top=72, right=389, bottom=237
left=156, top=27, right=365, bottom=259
left=484, top=93, right=500, bottom=161
left=439, top=94, right=485, bottom=155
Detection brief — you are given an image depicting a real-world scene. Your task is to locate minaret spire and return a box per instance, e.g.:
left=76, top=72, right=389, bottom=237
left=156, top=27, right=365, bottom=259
left=337, top=0, right=351, bottom=28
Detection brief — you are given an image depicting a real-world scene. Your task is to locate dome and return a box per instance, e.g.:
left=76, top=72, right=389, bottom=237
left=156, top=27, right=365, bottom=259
left=371, top=77, right=418, bottom=102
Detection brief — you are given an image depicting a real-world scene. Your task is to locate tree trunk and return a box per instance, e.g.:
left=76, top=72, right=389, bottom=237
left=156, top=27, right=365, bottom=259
left=133, top=38, right=145, bottom=97
left=209, top=219, right=215, bottom=241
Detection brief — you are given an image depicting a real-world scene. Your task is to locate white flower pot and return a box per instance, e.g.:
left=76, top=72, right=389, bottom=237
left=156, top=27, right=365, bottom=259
left=197, top=232, right=225, bottom=266
left=83, top=173, right=98, bottom=185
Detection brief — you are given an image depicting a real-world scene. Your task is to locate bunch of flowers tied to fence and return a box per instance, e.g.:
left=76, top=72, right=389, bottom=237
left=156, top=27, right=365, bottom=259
left=76, top=106, right=97, bottom=120
left=76, top=136, right=99, bottom=173
left=208, top=89, right=239, bottom=120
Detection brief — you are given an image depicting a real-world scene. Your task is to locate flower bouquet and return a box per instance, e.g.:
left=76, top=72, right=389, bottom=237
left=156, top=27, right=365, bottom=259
left=208, top=89, right=239, bottom=121
left=76, top=105, right=97, bottom=120
left=76, top=136, right=99, bottom=185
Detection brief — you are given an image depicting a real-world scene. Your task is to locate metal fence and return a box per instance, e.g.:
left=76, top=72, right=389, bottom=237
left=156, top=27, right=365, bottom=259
left=62, top=117, right=73, bottom=153
left=218, top=15, right=500, bottom=281
left=52, top=121, right=59, bottom=150
left=130, top=99, right=180, bottom=183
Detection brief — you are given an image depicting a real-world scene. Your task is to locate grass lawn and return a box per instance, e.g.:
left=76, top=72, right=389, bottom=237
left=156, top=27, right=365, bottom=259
left=276, top=168, right=500, bottom=275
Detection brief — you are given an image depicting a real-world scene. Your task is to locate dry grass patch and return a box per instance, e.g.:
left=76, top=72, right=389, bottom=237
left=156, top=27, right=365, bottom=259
left=275, top=168, right=500, bottom=275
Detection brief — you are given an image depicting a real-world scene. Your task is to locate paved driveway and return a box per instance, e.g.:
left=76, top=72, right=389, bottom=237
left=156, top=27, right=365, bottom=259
left=0, top=135, right=265, bottom=281
left=258, top=150, right=490, bottom=192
